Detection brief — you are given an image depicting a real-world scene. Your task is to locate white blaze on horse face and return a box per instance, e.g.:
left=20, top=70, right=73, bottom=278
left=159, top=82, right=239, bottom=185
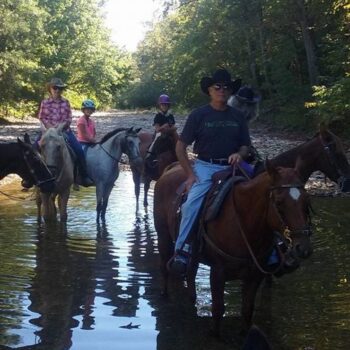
left=289, top=187, right=301, bottom=201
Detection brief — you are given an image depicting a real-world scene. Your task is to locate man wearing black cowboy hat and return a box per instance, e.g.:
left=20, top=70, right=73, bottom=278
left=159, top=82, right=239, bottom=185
left=169, top=68, right=252, bottom=275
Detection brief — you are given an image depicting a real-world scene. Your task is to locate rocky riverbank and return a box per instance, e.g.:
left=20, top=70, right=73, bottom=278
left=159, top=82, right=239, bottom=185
left=1, top=110, right=349, bottom=196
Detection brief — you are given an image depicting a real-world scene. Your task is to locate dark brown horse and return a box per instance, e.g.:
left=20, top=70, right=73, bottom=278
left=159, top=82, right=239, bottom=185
left=154, top=161, right=312, bottom=335
left=131, top=128, right=178, bottom=209
left=0, top=133, right=54, bottom=193
left=255, top=124, right=350, bottom=191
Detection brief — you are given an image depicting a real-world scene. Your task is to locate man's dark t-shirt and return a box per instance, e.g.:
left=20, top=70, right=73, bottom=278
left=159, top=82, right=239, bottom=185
left=180, top=104, right=251, bottom=159
left=153, top=112, right=175, bottom=126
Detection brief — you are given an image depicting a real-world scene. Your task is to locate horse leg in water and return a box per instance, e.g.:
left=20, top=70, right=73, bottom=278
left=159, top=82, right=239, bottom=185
left=131, top=167, right=141, bottom=210
left=40, top=193, right=57, bottom=222
left=241, top=276, right=264, bottom=332
left=210, top=265, right=226, bottom=337
left=143, top=177, right=151, bottom=207
left=57, top=188, right=70, bottom=222
left=187, top=260, right=199, bottom=303
left=156, top=221, right=174, bottom=297
left=100, top=184, right=114, bottom=221
left=36, top=188, right=42, bottom=222
left=95, top=183, right=114, bottom=222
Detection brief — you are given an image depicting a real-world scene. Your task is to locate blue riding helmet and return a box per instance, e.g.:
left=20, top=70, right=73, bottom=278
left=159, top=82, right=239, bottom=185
left=81, top=99, right=96, bottom=110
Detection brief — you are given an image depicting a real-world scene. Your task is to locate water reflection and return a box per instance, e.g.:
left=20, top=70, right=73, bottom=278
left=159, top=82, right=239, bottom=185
left=28, top=223, right=93, bottom=349
left=0, top=177, right=350, bottom=350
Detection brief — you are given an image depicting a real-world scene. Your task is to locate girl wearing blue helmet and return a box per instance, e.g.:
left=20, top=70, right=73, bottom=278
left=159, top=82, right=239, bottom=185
left=76, top=99, right=97, bottom=146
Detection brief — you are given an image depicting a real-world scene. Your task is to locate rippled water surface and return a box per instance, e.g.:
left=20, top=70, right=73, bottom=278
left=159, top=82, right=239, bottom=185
left=0, top=171, right=349, bottom=350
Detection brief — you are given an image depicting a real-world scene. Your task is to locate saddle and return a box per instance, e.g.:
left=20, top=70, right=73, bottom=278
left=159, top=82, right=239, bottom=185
left=173, top=169, right=246, bottom=246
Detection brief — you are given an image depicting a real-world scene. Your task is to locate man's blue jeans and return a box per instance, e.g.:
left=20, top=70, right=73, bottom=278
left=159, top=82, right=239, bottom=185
left=174, top=160, right=232, bottom=259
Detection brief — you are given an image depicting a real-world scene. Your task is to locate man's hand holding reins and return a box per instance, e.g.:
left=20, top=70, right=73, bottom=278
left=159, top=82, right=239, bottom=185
left=228, top=152, right=242, bottom=165
left=176, top=140, right=198, bottom=193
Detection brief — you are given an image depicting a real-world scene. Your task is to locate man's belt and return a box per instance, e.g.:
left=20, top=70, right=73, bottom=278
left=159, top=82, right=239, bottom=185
left=197, top=156, right=230, bottom=166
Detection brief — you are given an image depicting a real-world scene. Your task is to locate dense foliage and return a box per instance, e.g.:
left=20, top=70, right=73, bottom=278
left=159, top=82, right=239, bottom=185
left=0, top=0, right=348, bottom=132
left=0, top=0, right=131, bottom=117
left=123, top=0, right=349, bottom=132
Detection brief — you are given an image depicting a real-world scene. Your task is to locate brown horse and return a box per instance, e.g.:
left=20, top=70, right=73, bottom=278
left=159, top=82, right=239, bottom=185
left=255, top=124, right=350, bottom=191
left=153, top=161, right=312, bottom=335
left=131, top=128, right=178, bottom=209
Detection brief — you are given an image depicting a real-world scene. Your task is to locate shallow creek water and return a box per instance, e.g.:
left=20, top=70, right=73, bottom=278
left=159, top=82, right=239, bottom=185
left=0, top=171, right=349, bottom=350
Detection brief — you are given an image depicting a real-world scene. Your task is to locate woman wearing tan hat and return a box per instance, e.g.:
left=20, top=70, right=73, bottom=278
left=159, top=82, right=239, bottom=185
left=37, top=77, right=93, bottom=187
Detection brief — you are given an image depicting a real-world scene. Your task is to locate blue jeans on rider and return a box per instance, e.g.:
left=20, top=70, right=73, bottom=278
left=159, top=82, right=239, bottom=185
left=64, top=129, right=85, bottom=160
left=173, top=160, right=232, bottom=266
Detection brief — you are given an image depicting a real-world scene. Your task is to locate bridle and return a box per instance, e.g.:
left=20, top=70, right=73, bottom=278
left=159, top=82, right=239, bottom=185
left=100, top=133, right=140, bottom=163
left=269, top=184, right=313, bottom=239
left=201, top=182, right=312, bottom=275
left=121, top=134, right=141, bottom=162
left=22, top=149, right=55, bottom=187
left=319, top=135, right=349, bottom=182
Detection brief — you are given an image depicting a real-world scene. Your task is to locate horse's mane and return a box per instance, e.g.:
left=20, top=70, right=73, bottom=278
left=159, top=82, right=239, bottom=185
left=99, top=128, right=128, bottom=144
left=152, top=132, right=177, bottom=155
left=272, top=133, right=319, bottom=163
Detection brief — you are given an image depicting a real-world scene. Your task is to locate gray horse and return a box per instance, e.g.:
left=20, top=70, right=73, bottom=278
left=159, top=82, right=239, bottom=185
left=38, top=124, right=75, bottom=223
left=85, top=127, right=142, bottom=222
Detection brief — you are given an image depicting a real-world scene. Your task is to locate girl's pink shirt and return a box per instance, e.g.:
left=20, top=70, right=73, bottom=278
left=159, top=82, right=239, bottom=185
left=76, top=115, right=96, bottom=142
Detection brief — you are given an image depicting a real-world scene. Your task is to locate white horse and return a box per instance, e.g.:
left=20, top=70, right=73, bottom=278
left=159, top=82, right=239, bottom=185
left=85, top=127, right=143, bottom=222
left=38, top=124, right=74, bottom=223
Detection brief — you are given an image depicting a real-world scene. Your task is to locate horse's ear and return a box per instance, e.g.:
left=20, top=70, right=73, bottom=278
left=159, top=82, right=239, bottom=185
left=265, top=158, right=280, bottom=181
left=57, top=122, right=66, bottom=134
left=135, top=128, right=142, bottom=133
left=40, top=121, right=47, bottom=132
left=17, top=137, right=24, bottom=145
left=127, top=127, right=133, bottom=133
left=24, top=133, right=31, bottom=144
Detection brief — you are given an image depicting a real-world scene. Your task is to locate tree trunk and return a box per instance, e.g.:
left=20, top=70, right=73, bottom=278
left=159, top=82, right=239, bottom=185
left=296, top=0, right=319, bottom=86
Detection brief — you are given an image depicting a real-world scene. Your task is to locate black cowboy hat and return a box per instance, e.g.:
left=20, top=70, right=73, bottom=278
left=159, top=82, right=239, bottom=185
left=236, top=86, right=261, bottom=104
left=200, top=68, right=242, bottom=95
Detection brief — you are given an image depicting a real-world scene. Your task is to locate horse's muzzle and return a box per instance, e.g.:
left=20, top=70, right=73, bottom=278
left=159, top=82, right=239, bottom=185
left=293, top=242, right=313, bottom=259
left=338, top=176, right=350, bottom=192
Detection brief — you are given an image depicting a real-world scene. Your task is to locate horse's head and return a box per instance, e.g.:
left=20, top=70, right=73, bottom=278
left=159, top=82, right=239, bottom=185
left=315, top=124, right=350, bottom=192
left=152, top=128, right=178, bottom=156
left=39, top=125, right=66, bottom=179
left=144, top=129, right=178, bottom=181
left=17, top=134, right=55, bottom=193
left=122, top=127, right=143, bottom=169
left=266, top=160, right=313, bottom=267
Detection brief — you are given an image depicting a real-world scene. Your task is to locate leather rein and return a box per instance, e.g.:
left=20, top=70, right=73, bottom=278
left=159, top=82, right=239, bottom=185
left=201, top=182, right=312, bottom=275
